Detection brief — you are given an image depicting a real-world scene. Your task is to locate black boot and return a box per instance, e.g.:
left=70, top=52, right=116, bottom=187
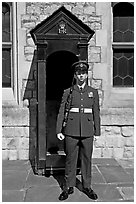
left=68, top=187, right=74, bottom=194
left=83, top=188, right=98, bottom=200
left=59, top=190, right=68, bottom=201
left=59, top=187, right=74, bottom=201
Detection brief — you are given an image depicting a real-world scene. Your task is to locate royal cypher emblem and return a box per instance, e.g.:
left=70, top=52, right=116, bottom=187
left=80, top=63, right=84, bottom=67
left=88, top=92, right=93, bottom=98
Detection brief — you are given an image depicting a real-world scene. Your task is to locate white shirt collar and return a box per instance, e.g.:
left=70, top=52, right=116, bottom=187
left=78, top=82, right=86, bottom=89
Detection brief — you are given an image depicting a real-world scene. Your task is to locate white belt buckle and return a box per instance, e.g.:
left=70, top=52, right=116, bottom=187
left=70, top=108, right=79, bottom=112
left=70, top=108, right=92, bottom=113
left=84, top=108, right=92, bottom=113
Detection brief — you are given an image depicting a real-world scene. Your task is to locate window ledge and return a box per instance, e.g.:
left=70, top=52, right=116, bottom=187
left=2, top=88, right=18, bottom=107
left=112, top=42, right=134, bottom=49
left=112, top=87, right=134, bottom=94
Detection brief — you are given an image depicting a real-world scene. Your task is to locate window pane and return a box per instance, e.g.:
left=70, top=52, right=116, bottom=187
left=2, top=49, right=11, bottom=87
left=113, top=3, right=134, bottom=42
left=113, top=49, right=134, bottom=87
left=2, top=3, right=10, bottom=42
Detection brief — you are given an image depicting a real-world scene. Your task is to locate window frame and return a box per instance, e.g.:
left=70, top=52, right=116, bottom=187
left=2, top=2, right=19, bottom=105
left=112, top=2, right=134, bottom=88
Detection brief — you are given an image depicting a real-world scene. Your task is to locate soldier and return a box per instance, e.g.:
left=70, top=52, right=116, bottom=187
left=56, top=61, right=101, bottom=201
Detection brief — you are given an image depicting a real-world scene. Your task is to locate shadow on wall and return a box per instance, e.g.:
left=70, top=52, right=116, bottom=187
left=23, top=50, right=38, bottom=174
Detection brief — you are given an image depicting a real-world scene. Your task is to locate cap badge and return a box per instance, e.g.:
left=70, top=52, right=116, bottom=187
left=80, top=63, right=84, bottom=68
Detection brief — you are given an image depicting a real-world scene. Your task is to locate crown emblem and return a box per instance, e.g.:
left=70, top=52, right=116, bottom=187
left=80, top=63, right=84, bottom=67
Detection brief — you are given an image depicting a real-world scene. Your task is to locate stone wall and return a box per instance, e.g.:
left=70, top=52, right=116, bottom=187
left=2, top=2, right=134, bottom=160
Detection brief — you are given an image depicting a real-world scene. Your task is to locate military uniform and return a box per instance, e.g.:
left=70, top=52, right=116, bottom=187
left=56, top=61, right=101, bottom=200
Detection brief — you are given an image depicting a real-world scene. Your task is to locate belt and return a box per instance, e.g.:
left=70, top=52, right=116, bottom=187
left=69, top=108, right=92, bottom=113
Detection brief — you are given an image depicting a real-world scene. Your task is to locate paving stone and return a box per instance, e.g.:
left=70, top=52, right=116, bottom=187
left=97, top=166, right=133, bottom=184
left=2, top=170, right=28, bottom=190
left=25, top=169, right=59, bottom=188
left=124, top=168, right=134, bottom=180
left=2, top=159, right=134, bottom=202
left=117, top=183, right=134, bottom=188
left=117, top=186, right=134, bottom=201
left=116, top=159, right=134, bottom=168
left=2, top=160, right=31, bottom=171
left=91, top=184, right=123, bottom=201
left=25, top=185, right=60, bottom=202
left=92, top=158, right=119, bottom=166
left=2, top=190, right=25, bottom=202
left=92, top=171, right=106, bottom=184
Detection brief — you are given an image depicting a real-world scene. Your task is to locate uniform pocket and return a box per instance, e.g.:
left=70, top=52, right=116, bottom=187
left=87, top=114, right=93, bottom=122
left=69, top=117, right=73, bottom=120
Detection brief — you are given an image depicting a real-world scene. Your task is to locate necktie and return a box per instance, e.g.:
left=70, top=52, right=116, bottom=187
left=80, top=87, right=82, bottom=91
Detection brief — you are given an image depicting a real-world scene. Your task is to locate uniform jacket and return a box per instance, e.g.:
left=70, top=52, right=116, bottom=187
left=56, top=84, right=101, bottom=137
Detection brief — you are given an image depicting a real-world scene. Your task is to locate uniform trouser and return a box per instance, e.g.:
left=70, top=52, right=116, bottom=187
left=64, top=136, right=94, bottom=189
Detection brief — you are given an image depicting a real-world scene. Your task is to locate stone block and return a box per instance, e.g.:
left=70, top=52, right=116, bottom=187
left=9, top=150, right=18, bottom=160
left=88, top=16, right=101, bottom=23
left=96, top=30, right=107, bottom=46
left=105, top=135, right=124, bottom=148
left=39, top=14, right=48, bottom=22
left=48, top=4, right=60, bottom=15
left=3, top=138, right=19, bottom=150
left=90, top=22, right=102, bottom=30
left=2, top=127, right=15, bottom=137
left=21, top=14, right=31, bottom=21
left=23, top=99, right=29, bottom=107
left=88, top=35, right=96, bottom=46
left=94, top=136, right=105, bottom=148
left=26, top=4, right=35, bottom=14
left=123, top=147, right=134, bottom=158
left=25, top=54, right=34, bottom=61
left=64, top=5, right=72, bottom=12
left=121, top=126, right=134, bottom=137
left=18, top=150, right=29, bottom=160
left=89, top=53, right=101, bottom=63
left=124, top=137, right=134, bottom=147
left=89, top=46, right=101, bottom=54
left=14, top=127, right=29, bottom=137
left=2, top=108, right=29, bottom=126
left=78, top=15, right=88, bottom=23
left=104, top=126, right=121, bottom=135
left=113, top=148, right=124, bottom=159
left=84, top=5, right=95, bottom=14
left=2, top=150, right=9, bottom=160
left=24, top=46, right=34, bottom=54
left=102, top=148, right=113, bottom=158
left=27, top=37, right=35, bottom=46
left=19, top=138, right=29, bottom=149
left=93, top=63, right=107, bottom=79
left=91, top=79, right=102, bottom=89
left=22, top=22, right=35, bottom=29
left=92, top=148, right=102, bottom=158
left=101, top=108, right=134, bottom=126
left=72, top=5, right=84, bottom=15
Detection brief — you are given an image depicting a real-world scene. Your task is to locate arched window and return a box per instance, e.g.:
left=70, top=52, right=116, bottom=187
left=2, top=2, right=12, bottom=87
left=112, top=2, right=134, bottom=87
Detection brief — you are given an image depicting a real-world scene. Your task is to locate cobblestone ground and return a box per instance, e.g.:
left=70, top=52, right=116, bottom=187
left=2, top=158, right=134, bottom=202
